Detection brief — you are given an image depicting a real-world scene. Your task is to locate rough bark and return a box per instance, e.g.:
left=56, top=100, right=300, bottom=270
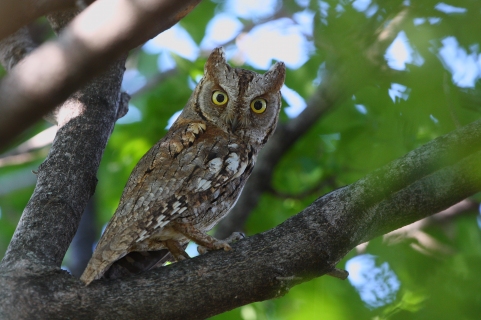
left=0, top=117, right=480, bottom=319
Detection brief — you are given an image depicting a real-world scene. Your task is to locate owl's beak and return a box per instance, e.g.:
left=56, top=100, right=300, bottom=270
left=229, top=117, right=240, bottom=132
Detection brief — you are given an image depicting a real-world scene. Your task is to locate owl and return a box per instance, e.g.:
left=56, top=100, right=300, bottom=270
left=80, top=47, right=285, bottom=285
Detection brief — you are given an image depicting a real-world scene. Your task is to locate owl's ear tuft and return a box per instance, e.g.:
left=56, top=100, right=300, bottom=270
left=263, top=61, right=286, bottom=92
left=205, top=47, right=230, bottom=79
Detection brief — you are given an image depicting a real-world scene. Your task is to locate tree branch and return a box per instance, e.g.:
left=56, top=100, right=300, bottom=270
left=1, top=117, right=480, bottom=319
left=0, top=6, right=128, bottom=273
left=0, top=0, right=202, bottom=151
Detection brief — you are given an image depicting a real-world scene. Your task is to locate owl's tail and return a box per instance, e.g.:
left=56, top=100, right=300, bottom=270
left=80, top=242, right=127, bottom=285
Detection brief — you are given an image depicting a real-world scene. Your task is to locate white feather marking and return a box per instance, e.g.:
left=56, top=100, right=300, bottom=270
left=153, top=221, right=163, bottom=229
left=171, top=207, right=180, bottom=214
left=233, top=161, right=247, bottom=178
left=202, top=180, right=212, bottom=191
left=197, top=178, right=212, bottom=191
left=178, top=207, right=187, bottom=214
left=225, top=153, right=239, bottom=172
left=137, top=230, right=148, bottom=242
left=228, top=143, right=238, bottom=148
left=153, top=218, right=170, bottom=229
left=172, top=201, right=181, bottom=209
left=208, top=158, right=223, bottom=174
left=159, top=221, right=169, bottom=228
left=156, top=215, right=165, bottom=222
left=161, top=206, right=168, bottom=213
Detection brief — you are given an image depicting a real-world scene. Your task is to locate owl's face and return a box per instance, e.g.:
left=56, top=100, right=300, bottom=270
left=190, top=48, right=285, bottom=146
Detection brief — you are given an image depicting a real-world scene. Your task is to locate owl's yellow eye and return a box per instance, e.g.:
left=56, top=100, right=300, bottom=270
left=212, top=90, right=228, bottom=106
left=250, top=98, right=267, bottom=114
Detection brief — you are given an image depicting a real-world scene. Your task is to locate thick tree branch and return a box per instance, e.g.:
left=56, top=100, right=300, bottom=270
left=0, top=7, right=128, bottom=273
left=1, top=118, right=480, bottom=319
left=0, top=0, right=202, bottom=151
left=0, top=56, right=126, bottom=272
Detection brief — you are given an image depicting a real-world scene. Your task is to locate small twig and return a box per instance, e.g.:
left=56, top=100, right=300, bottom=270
left=117, top=91, right=131, bottom=120
left=443, top=72, right=461, bottom=129
left=0, top=148, right=49, bottom=167
left=327, top=268, right=349, bottom=280
left=0, top=126, right=57, bottom=158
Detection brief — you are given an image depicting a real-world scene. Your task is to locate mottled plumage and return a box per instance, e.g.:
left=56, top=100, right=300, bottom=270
left=81, top=47, right=285, bottom=285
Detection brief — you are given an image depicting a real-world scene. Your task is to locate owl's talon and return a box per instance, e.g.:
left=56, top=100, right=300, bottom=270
left=197, top=245, right=208, bottom=255
left=221, top=242, right=232, bottom=251
left=197, top=240, right=232, bottom=255
left=196, top=232, right=244, bottom=254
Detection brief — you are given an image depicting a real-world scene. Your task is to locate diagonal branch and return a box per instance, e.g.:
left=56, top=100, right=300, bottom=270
left=0, top=8, right=128, bottom=273
left=0, top=0, right=202, bottom=151
left=1, top=117, right=480, bottom=319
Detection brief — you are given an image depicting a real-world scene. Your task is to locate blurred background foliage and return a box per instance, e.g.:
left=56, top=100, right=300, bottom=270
left=2, top=0, right=481, bottom=319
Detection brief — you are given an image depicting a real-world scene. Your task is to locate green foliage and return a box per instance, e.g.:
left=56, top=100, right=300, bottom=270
left=2, top=0, right=481, bottom=319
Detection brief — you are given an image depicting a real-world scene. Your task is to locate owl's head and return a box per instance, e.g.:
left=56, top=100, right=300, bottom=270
left=187, top=47, right=285, bottom=146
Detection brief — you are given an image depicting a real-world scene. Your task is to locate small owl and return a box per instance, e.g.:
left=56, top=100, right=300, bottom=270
left=80, top=47, right=285, bottom=285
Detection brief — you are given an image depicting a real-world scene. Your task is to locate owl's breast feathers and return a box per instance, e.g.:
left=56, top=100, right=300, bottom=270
left=80, top=120, right=255, bottom=284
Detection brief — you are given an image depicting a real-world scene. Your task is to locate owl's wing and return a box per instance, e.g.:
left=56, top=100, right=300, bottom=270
left=80, top=122, right=252, bottom=284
